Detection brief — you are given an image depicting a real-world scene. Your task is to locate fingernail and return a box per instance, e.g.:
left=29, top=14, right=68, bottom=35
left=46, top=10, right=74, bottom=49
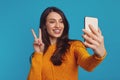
left=89, top=24, right=91, bottom=26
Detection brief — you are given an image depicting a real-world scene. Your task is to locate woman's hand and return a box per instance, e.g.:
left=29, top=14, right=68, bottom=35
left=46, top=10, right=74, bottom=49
left=82, top=24, right=106, bottom=57
left=31, top=28, right=44, bottom=53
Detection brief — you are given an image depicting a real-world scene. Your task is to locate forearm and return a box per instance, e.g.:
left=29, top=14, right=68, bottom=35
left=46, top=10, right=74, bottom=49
left=27, top=52, right=43, bottom=80
left=79, top=51, right=106, bottom=72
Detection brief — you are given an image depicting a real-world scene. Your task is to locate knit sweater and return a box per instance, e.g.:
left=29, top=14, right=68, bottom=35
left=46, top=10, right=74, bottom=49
left=27, top=40, right=106, bottom=80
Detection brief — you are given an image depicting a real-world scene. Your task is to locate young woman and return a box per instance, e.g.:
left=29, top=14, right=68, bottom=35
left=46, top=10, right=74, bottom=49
left=27, top=7, right=106, bottom=80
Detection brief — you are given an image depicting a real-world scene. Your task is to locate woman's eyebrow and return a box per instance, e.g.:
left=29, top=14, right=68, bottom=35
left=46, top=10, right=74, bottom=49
left=48, top=18, right=62, bottom=20
left=48, top=19, right=56, bottom=21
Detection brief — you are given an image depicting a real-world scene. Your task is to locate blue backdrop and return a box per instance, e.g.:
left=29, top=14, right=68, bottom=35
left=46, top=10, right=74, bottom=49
left=0, top=0, right=119, bottom=80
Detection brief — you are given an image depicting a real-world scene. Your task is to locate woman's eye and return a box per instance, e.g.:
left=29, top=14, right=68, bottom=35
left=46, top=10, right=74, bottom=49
left=60, top=20, right=63, bottom=23
left=49, top=21, right=55, bottom=23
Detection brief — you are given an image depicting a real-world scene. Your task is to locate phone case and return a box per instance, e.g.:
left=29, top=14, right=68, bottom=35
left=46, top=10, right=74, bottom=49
left=84, top=17, right=98, bottom=32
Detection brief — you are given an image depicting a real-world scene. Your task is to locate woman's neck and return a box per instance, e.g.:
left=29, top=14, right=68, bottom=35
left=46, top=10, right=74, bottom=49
left=49, top=37, right=57, bottom=45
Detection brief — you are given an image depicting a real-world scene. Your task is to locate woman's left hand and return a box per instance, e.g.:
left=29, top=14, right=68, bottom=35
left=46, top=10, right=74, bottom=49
left=82, top=24, right=106, bottom=57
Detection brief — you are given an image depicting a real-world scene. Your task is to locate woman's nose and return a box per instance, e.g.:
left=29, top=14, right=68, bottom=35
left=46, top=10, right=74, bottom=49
left=55, top=22, right=60, bottom=28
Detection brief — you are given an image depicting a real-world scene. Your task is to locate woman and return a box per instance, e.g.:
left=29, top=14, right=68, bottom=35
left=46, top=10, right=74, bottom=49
left=27, top=7, right=106, bottom=80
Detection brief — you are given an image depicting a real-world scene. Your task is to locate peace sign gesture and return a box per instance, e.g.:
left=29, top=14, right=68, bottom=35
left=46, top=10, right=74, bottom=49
left=31, top=28, right=44, bottom=53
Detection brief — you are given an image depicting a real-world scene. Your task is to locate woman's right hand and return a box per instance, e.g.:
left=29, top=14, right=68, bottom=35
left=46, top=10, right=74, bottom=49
left=31, top=28, right=44, bottom=53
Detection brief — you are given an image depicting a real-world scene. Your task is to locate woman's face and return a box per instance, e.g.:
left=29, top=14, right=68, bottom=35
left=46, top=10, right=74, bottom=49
left=46, top=12, right=64, bottom=39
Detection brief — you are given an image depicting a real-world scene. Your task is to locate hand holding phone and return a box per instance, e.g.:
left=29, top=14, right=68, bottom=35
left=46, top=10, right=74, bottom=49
left=83, top=17, right=106, bottom=58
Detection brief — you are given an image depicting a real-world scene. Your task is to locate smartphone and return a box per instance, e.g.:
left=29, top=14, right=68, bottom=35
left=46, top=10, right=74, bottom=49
left=84, top=16, right=98, bottom=32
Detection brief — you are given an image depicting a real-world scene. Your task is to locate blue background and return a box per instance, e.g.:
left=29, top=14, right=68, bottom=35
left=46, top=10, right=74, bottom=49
left=0, top=0, right=119, bottom=80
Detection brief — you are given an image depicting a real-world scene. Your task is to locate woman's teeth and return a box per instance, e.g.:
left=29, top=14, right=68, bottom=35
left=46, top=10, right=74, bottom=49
left=53, top=29, right=61, bottom=34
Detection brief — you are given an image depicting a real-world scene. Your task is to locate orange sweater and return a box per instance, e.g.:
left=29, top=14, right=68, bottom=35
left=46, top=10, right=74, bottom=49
left=27, top=41, right=106, bottom=80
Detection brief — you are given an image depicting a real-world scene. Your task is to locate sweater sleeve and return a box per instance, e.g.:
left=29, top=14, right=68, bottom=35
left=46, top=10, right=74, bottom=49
left=73, top=41, right=106, bottom=72
left=27, top=52, right=43, bottom=80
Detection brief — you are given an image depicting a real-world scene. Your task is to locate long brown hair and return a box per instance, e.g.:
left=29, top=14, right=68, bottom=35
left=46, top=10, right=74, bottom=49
left=40, top=7, right=70, bottom=65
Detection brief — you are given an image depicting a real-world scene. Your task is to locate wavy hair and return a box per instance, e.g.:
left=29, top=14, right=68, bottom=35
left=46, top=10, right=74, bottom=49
left=40, top=7, right=70, bottom=65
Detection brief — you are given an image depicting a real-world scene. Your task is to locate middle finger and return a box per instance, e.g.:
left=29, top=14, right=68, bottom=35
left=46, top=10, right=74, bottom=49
left=39, top=28, right=42, bottom=41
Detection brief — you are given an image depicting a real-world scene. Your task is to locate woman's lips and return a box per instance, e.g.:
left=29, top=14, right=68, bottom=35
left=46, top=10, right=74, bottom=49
left=53, top=29, right=61, bottom=34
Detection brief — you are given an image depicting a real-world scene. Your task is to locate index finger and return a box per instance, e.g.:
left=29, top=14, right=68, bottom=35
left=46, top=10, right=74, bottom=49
left=89, top=24, right=99, bottom=36
left=31, top=29, right=37, bottom=39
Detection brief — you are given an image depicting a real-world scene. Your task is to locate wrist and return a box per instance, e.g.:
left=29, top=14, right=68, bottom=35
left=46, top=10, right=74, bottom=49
left=94, top=49, right=106, bottom=58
